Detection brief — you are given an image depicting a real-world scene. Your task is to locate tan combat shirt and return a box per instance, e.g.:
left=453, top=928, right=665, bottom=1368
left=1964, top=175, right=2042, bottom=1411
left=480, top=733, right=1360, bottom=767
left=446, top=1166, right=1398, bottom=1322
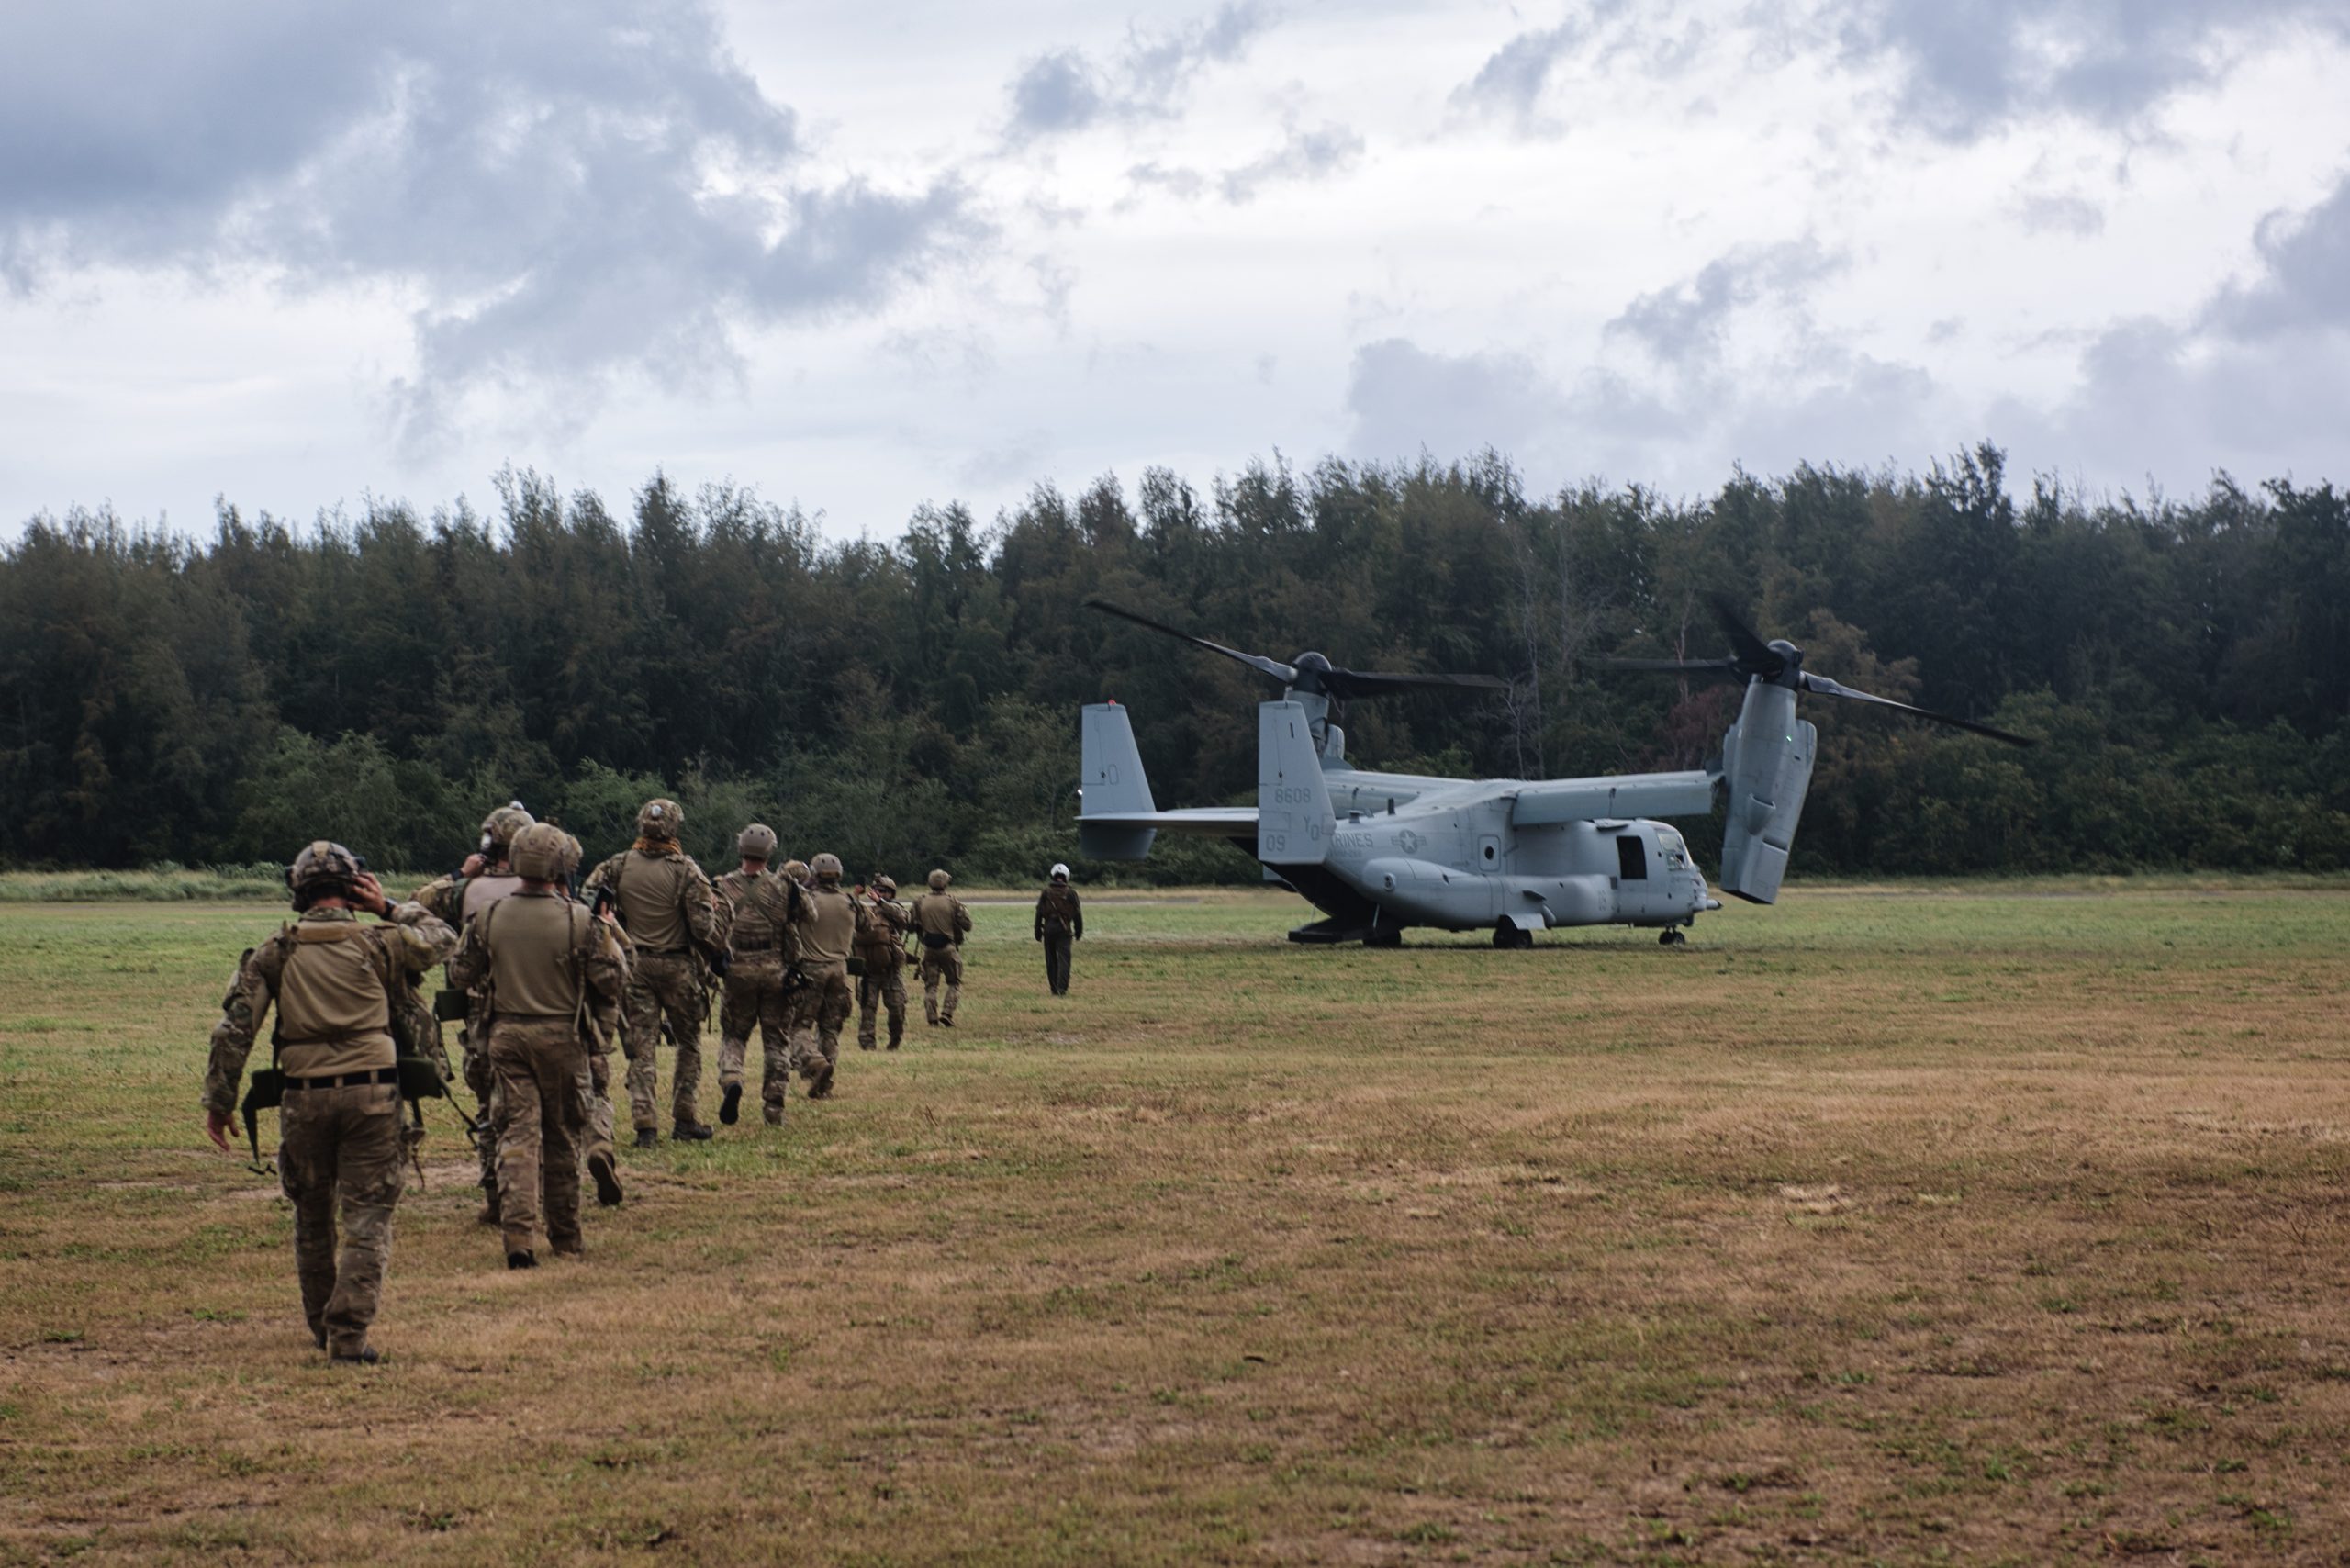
left=586, top=846, right=718, bottom=956
left=202, top=902, right=457, bottom=1113
left=912, top=890, right=973, bottom=946
left=800, top=885, right=857, bottom=967
left=447, top=889, right=628, bottom=1027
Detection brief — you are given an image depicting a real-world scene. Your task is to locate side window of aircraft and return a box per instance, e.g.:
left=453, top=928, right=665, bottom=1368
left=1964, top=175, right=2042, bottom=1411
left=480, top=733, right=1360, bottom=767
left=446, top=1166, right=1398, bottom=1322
left=1617, top=834, right=1648, bottom=881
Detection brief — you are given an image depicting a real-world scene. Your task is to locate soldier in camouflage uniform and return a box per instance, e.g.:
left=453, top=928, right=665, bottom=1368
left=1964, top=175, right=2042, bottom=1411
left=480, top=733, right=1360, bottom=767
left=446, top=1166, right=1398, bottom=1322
left=413, top=803, right=533, bottom=1222
left=911, top=868, right=973, bottom=1026
left=855, top=874, right=912, bottom=1050
left=788, top=852, right=858, bottom=1097
left=546, top=830, right=622, bottom=1206
left=448, top=824, right=629, bottom=1268
left=713, top=823, right=811, bottom=1127
left=583, top=798, right=728, bottom=1146
left=201, top=842, right=456, bottom=1363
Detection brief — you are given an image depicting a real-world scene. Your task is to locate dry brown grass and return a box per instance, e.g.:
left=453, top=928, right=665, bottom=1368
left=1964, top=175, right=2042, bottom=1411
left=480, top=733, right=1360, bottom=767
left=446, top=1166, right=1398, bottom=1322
left=2, top=879, right=2347, bottom=1564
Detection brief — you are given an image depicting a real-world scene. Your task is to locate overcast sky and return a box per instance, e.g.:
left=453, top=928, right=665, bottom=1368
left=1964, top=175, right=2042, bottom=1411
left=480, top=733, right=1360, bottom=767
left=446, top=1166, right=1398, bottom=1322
left=5, top=0, right=2347, bottom=538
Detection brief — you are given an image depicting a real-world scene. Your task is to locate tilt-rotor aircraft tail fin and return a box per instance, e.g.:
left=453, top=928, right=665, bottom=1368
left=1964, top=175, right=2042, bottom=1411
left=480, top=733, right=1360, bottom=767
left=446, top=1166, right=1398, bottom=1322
left=1079, top=702, right=1261, bottom=859
left=1257, top=700, right=1333, bottom=867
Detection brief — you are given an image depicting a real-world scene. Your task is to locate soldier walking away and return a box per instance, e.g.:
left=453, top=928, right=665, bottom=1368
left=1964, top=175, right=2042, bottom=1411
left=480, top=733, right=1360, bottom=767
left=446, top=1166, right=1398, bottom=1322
left=1035, top=863, right=1083, bottom=996
left=448, top=824, right=629, bottom=1268
left=855, top=874, right=912, bottom=1050
left=201, top=842, right=456, bottom=1363
left=714, top=824, right=809, bottom=1127
left=555, top=831, right=624, bottom=1208
left=789, top=853, right=857, bottom=1096
left=584, top=799, right=730, bottom=1147
left=911, top=868, right=973, bottom=1026
left=414, top=802, right=534, bottom=1225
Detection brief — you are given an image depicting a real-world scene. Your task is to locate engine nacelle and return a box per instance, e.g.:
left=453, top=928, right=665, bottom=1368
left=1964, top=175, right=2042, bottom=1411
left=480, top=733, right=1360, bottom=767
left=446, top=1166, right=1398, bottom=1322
left=1718, top=682, right=1816, bottom=904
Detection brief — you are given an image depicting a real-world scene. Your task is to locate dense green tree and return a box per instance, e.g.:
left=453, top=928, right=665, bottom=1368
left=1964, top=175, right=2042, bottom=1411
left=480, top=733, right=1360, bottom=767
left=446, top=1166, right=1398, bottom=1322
left=4, top=448, right=2344, bottom=879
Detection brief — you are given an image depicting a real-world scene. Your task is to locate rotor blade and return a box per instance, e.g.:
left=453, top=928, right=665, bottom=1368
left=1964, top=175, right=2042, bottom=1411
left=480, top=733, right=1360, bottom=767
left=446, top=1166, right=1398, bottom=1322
left=1705, top=593, right=1786, bottom=681
left=1083, top=599, right=1298, bottom=686
left=1595, top=656, right=1743, bottom=678
left=1799, top=673, right=2036, bottom=746
left=1323, top=669, right=1510, bottom=700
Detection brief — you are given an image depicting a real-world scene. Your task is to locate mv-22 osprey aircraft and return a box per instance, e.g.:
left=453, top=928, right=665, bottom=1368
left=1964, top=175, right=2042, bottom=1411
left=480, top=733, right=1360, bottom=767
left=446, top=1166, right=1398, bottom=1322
left=1077, top=598, right=2031, bottom=946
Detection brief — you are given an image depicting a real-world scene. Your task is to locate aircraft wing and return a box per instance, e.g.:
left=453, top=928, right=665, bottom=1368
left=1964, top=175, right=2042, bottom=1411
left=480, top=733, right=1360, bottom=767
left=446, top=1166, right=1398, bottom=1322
left=1511, top=770, right=1718, bottom=825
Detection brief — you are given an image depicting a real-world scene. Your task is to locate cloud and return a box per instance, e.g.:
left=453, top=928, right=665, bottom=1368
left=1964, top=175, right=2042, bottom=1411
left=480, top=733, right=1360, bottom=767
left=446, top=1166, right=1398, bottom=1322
left=1220, top=123, right=1364, bottom=204
left=2206, top=171, right=2350, bottom=336
left=1606, top=241, right=1846, bottom=370
left=2013, top=192, right=2106, bottom=238
left=1448, top=23, right=1581, bottom=130
left=1343, top=339, right=1572, bottom=465
left=1828, top=0, right=2350, bottom=139
left=0, top=1, right=975, bottom=449
left=2021, top=172, right=2350, bottom=482
left=1003, top=3, right=1271, bottom=142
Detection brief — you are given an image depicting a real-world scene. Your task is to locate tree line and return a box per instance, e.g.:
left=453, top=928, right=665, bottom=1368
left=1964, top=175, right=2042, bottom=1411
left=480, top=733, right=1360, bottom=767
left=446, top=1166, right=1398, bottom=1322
left=3, top=446, right=2345, bottom=881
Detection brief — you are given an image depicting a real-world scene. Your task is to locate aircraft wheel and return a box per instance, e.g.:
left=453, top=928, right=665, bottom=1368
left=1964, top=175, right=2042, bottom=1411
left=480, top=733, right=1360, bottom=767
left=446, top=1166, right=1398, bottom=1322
left=1364, top=926, right=1404, bottom=948
left=1512, top=925, right=1535, bottom=950
left=1659, top=928, right=1686, bottom=946
left=1494, top=922, right=1533, bottom=950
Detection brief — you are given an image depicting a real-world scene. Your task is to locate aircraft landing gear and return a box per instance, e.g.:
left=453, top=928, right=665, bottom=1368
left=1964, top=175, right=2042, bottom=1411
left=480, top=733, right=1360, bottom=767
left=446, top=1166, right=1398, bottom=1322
left=1362, top=925, right=1404, bottom=948
left=1493, top=922, right=1534, bottom=950
left=1659, top=928, right=1687, bottom=946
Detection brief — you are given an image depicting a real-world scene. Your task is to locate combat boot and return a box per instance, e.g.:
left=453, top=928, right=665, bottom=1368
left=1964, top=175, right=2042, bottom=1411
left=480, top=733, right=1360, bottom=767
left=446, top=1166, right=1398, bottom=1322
left=808, top=1061, right=835, bottom=1100
left=507, top=1249, right=537, bottom=1270
left=588, top=1151, right=624, bottom=1207
left=763, top=1105, right=785, bottom=1127
left=719, top=1083, right=743, bottom=1125
left=330, top=1345, right=383, bottom=1366
left=634, top=1127, right=659, bottom=1150
left=673, top=1121, right=713, bottom=1142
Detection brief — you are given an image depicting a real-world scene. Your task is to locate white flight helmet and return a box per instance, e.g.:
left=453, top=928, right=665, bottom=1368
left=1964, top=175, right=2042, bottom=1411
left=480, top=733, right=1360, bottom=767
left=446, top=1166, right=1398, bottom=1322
left=1049, top=863, right=1069, bottom=880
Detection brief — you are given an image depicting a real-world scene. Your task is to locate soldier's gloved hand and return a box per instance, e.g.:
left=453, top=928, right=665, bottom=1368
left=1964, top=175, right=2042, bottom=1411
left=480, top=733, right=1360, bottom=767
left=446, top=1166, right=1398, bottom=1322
left=205, top=1108, right=234, bottom=1153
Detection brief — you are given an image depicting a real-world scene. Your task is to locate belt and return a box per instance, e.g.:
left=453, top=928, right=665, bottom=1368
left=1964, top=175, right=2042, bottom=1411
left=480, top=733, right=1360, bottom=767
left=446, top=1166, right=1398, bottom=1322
left=640, top=945, right=690, bottom=958
left=732, top=938, right=779, bottom=953
left=283, top=1067, right=398, bottom=1092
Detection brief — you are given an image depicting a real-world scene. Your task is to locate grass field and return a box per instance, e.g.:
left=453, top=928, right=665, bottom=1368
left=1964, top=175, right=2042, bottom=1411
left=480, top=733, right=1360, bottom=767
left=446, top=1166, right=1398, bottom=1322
left=2, top=879, right=2347, bottom=1565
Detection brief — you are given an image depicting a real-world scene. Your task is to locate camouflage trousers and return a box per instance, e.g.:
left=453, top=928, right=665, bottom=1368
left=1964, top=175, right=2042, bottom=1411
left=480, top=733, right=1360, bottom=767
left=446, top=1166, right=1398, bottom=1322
left=919, top=944, right=964, bottom=1024
left=856, top=961, right=907, bottom=1049
left=717, top=952, right=796, bottom=1120
left=579, top=1048, right=617, bottom=1171
left=789, top=962, right=853, bottom=1093
left=621, top=950, right=706, bottom=1132
left=456, top=1020, right=496, bottom=1197
left=487, top=1018, right=586, bottom=1259
left=277, top=1080, right=404, bottom=1358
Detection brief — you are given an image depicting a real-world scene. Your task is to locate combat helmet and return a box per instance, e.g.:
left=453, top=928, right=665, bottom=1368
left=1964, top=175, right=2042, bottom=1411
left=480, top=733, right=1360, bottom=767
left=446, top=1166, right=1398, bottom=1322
left=781, top=858, right=810, bottom=885
left=871, top=874, right=898, bottom=898
left=927, top=868, right=951, bottom=890
left=286, top=840, right=363, bottom=906
left=811, top=852, right=843, bottom=884
left=738, top=823, right=778, bottom=861
left=558, top=833, right=585, bottom=879
left=509, top=822, right=570, bottom=880
left=480, top=801, right=534, bottom=856
left=637, top=798, right=684, bottom=842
